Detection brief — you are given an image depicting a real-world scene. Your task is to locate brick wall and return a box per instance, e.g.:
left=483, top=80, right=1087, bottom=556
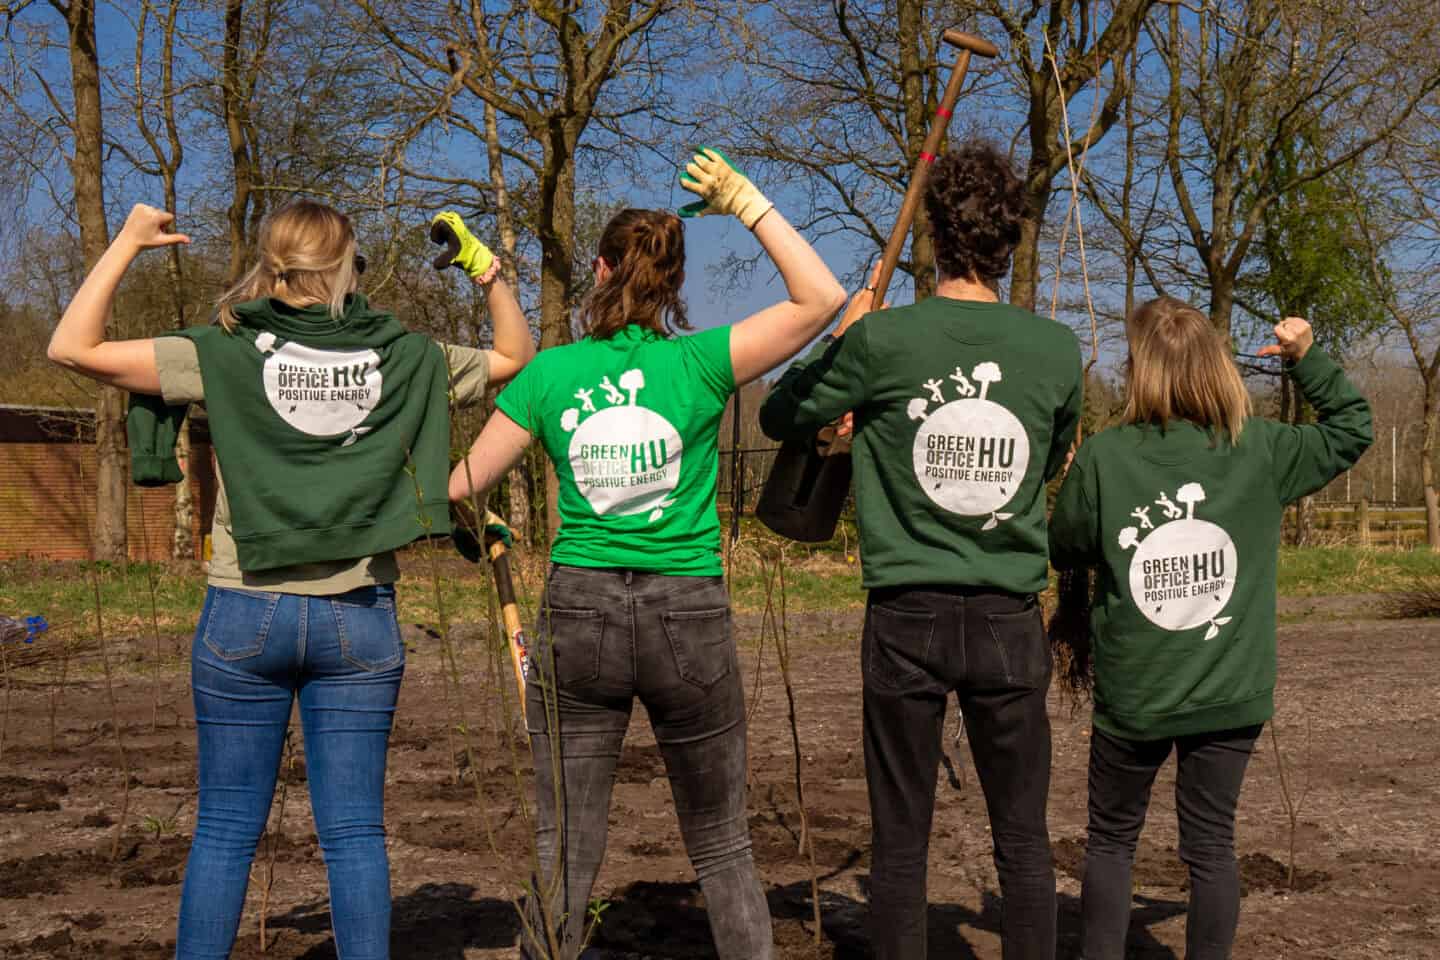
left=0, top=407, right=214, bottom=562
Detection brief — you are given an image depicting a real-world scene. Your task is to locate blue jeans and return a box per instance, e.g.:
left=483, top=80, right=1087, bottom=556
left=176, top=585, right=406, bottom=960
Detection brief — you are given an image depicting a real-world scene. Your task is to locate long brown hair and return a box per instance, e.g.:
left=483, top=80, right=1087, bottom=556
left=216, top=200, right=360, bottom=330
left=580, top=209, right=689, bottom=339
left=1123, top=296, right=1251, bottom=444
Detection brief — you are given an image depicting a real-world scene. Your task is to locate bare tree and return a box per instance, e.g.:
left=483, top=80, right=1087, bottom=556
left=1155, top=0, right=1440, bottom=335
left=129, top=0, right=196, bottom=558
left=982, top=0, right=1158, bottom=311
left=57, top=0, right=124, bottom=562
left=1351, top=156, right=1440, bottom=548
left=356, top=0, right=694, bottom=535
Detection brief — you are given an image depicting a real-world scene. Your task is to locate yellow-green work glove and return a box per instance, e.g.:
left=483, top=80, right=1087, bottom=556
left=678, top=147, right=774, bottom=230
left=430, top=211, right=498, bottom=282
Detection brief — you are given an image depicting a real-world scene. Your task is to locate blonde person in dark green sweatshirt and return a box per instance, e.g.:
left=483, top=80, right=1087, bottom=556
left=1048, top=298, right=1372, bottom=960
left=47, top=200, right=535, bottom=960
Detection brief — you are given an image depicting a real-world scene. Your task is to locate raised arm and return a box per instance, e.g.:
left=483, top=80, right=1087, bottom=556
left=677, top=149, right=846, bottom=386
left=1258, top=317, right=1374, bottom=504
left=430, top=211, right=536, bottom=386
left=483, top=277, right=535, bottom=385
left=47, top=204, right=191, bottom=394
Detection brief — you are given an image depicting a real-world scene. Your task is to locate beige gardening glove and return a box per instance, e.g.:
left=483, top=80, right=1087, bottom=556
left=678, top=147, right=774, bottom=230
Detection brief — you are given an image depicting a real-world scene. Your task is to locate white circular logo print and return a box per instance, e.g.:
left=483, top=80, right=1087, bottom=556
left=567, top=406, right=682, bottom=518
left=912, top=397, right=1030, bottom=516
left=1128, top=518, right=1237, bottom=632
left=257, top=334, right=382, bottom=439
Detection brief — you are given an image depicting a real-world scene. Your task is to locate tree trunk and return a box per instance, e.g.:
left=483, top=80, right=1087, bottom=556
left=482, top=97, right=531, bottom=540
left=222, top=0, right=254, bottom=287
left=1009, top=206, right=1044, bottom=311
left=538, top=135, right=578, bottom=541
left=65, top=0, right=123, bottom=562
left=898, top=0, right=936, bottom=301
left=173, top=418, right=194, bottom=559
left=1208, top=270, right=1238, bottom=336
left=161, top=173, right=191, bottom=559
left=1423, top=385, right=1439, bottom=551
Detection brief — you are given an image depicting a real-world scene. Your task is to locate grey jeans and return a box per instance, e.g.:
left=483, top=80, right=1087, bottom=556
left=522, top=565, right=772, bottom=960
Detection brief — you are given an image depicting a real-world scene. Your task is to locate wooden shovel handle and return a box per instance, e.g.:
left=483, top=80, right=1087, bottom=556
left=871, top=29, right=996, bottom=304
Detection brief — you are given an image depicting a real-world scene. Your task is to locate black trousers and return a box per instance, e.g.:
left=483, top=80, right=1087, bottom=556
left=1081, top=724, right=1262, bottom=960
left=862, top=585, right=1056, bottom=960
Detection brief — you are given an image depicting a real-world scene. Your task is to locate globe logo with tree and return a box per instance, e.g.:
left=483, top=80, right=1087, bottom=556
left=1120, top=482, right=1237, bottom=639
left=908, top=360, right=1030, bottom=529
left=254, top=331, right=381, bottom=446
left=561, top=368, right=682, bottom=522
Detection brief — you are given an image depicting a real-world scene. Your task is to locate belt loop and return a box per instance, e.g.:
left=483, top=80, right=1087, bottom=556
left=625, top=569, right=634, bottom=585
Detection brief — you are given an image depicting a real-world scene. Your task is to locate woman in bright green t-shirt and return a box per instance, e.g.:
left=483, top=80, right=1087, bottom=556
left=449, top=149, right=846, bottom=959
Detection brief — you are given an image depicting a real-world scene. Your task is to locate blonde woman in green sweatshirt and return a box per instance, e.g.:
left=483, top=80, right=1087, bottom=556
left=1049, top=298, right=1372, bottom=959
left=48, top=201, right=535, bottom=959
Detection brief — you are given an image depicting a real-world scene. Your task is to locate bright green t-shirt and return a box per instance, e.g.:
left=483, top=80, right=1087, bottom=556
left=495, top=325, right=735, bottom=575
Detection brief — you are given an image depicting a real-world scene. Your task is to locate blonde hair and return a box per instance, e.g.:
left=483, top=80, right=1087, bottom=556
left=1123, top=296, right=1251, bottom=444
left=216, top=200, right=359, bottom=331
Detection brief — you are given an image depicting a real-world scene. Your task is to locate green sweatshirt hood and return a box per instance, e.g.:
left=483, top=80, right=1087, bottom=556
left=128, top=296, right=452, bottom=572
left=228, top=293, right=407, bottom=347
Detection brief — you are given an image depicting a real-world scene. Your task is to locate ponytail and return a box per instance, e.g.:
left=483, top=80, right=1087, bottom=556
left=581, top=209, right=689, bottom=339
left=1050, top=566, right=1095, bottom=707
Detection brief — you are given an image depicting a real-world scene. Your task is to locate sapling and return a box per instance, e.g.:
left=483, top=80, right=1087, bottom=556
left=764, top=545, right=823, bottom=945
left=258, top=730, right=296, bottom=952
left=89, top=562, right=133, bottom=860
left=135, top=493, right=168, bottom=732
left=412, top=447, right=564, bottom=958
left=1268, top=717, right=1313, bottom=889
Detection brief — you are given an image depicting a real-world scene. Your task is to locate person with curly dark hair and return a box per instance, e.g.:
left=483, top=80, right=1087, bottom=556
left=760, top=140, right=1082, bottom=960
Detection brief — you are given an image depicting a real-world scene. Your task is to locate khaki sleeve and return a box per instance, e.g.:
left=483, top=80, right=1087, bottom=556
left=442, top=344, right=491, bottom=408
left=154, top=337, right=204, bottom=404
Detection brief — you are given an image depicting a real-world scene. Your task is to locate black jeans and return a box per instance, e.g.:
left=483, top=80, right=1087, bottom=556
left=862, top=586, right=1056, bottom=960
left=1081, top=724, right=1262, bottom=960
left=522, top=565, right=771, bottom=960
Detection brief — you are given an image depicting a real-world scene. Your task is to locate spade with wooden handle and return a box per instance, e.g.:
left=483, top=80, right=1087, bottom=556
left=756, top=29, right=999, bottom=543
left=452, top=524, right=529, bottom=722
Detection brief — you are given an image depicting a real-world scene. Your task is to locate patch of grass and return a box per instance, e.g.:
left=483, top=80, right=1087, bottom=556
left=1276, top=546, right=1440, bottom=597
left=6, top=543, right=1428, bottom=652
left=0, top=559, right=204, bottom=640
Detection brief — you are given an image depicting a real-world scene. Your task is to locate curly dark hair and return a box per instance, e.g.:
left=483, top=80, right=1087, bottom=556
left=923, top=141, right=1027, bottom=284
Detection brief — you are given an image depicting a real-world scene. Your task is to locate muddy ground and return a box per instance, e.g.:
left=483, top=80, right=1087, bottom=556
left=1, top=596, right=1436, bottom=959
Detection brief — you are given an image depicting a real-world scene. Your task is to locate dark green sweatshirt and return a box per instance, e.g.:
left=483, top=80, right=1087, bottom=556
left=127, top=294, right=451, bottom=572
left=1048, top=348, right=1373, bottom=740
left=760, top=297, right=1082, bottom=593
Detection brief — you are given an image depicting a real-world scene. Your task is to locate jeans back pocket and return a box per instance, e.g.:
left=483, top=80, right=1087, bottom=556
left=864, top=603, right=935, bottom=689
left=538, top=606, right=605, bottom=689
left=984, top=604, right=1050, bottom=688
left=331, top=588, right=404, bottom=672
left=201, top=588, right=281, bottom=662
left=662, top=607, right=733, bottom=690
